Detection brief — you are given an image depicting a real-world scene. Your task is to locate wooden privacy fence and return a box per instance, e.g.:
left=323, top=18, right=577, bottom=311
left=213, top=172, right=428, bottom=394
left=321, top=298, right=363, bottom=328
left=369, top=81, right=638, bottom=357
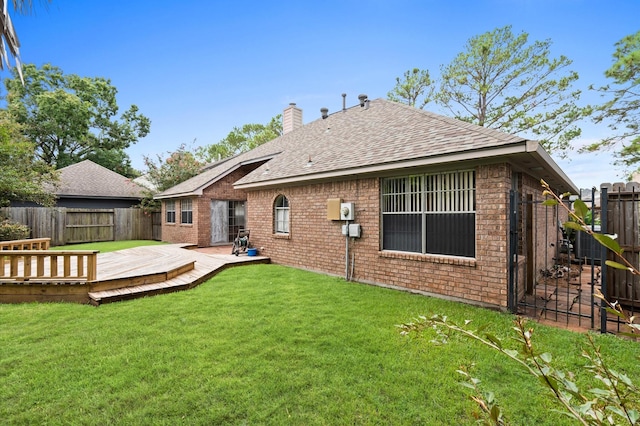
left=601, top=183, right=640, bottom=306
left=0, top=207, right=161, bottom=246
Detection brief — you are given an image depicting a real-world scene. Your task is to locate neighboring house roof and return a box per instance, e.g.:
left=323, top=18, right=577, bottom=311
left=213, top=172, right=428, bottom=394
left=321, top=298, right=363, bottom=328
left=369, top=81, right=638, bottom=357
left=132, top=174, right=157, bottom=192
left=55, top=160, right=146, bottom=200
left=155, top=98, right=577, bottom=199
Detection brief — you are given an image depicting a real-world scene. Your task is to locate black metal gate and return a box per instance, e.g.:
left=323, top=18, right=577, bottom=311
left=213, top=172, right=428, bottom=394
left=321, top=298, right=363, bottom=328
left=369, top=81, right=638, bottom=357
left=509, top=185, right=640, bottom=334
left=508, top=189, right=604, bottom=331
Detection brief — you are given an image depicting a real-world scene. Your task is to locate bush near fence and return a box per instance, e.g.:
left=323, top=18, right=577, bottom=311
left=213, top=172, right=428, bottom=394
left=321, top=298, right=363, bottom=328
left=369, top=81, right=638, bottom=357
left=0, top=218, right=30, bottom=241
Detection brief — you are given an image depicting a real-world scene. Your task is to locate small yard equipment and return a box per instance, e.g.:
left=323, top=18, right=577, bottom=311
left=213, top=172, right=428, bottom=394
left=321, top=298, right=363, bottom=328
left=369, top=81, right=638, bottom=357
left=231, top=229, right=250, bottom=256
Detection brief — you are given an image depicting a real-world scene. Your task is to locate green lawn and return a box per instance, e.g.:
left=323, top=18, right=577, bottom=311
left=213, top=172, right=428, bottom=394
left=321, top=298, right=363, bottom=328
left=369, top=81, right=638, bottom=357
left=1, top=264, right=638, bottom=425
left=50, top=239, right=166, bottom=253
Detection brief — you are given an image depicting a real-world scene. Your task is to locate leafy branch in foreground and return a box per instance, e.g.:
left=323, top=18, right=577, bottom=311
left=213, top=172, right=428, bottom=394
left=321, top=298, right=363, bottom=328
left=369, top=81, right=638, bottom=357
left=399, top=315, right=639, bottom=425
left=541, top=179, right=640, bottom=337
left=400, top=181, right=640, bottom=424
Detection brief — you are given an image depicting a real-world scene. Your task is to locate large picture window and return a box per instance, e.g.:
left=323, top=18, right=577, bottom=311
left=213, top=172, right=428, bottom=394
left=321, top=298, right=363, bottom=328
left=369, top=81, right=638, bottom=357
left=165, top=200, right=176, bottom=224
left=181, top=199, right=193, bottom=224
left=382, top=170, right=475, bottom=257
left=274, top=195, right=289, bottom=234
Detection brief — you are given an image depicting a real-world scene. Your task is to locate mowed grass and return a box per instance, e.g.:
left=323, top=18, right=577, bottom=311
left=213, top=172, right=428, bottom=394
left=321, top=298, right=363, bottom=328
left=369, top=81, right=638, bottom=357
left=1, top=264, right=638, bottom=425
left=50, top=240, right=166, bottom=253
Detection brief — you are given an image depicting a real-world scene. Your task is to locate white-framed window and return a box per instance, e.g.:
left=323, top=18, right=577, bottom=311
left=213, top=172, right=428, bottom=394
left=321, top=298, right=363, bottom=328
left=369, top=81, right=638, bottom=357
left=165, top=200, right=176, bottom=224
left=381, top=170, right=476, bottom=257
left=181, top=199, right=193, bottom=224
left=274, top=195, right=290, bottom=234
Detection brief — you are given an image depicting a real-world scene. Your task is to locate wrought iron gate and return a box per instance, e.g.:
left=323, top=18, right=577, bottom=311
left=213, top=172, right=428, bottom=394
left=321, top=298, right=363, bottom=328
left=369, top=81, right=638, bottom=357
left=508, top=189, right=604, bottom=331
left=509, top=185, right=640, bottom=334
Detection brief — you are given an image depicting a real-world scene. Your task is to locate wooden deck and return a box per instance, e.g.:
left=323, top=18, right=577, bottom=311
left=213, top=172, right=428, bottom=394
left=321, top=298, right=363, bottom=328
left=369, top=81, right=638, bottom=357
left=0, top=244, right=269, bottom=305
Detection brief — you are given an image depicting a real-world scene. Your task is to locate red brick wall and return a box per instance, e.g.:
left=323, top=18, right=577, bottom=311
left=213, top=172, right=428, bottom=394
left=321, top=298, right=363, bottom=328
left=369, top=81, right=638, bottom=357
left=247, top=163, right=514, bottom=308
left=161, top=198, right=198, bottom=245
left=161, top=165, right=260, bottom=247
left=515, top=172, right=566, bottom=298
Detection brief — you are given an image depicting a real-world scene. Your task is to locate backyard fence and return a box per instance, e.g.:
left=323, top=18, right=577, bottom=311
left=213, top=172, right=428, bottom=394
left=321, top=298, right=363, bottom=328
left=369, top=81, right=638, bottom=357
left=509, top=182, right=640, bottom=334
left=601, top=183, right=640, bottom=316
left=0, top=207, right=162, bottom=246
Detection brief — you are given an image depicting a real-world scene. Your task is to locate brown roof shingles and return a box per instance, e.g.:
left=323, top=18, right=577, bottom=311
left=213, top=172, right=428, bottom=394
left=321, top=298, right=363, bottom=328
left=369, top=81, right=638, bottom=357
left=56, top=160, right=146, bottom=199
left=234, top=99, right=523, bottom=185
left=156, top=98, right=574, bottom=197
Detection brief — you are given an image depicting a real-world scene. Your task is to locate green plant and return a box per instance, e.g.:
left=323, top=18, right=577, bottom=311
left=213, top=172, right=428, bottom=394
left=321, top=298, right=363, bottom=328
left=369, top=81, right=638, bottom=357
left=0, top=217, right=29, bottom=241
left=399, top=181, right=640, bottom=425
left=400, top=315, right=639, bottom=425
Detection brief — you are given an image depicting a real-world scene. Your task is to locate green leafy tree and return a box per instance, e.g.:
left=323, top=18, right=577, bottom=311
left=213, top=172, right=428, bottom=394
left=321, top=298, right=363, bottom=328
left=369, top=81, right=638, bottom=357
left=387, top=68, right=434, bottom=109
left=435, top=26, right=589, bottom=156
left=4, top=63, right=151, bottom=169
left=84, top=148, right=139, bottom=178
left=140, top=143, right=203, bottom=212
left=584, top=31, right=640, bottom=170
left=0, top=111, right=57, bottom=206
left=197, top=114, right=282, bottom=162
left=143, top=143, right=203, bottom=193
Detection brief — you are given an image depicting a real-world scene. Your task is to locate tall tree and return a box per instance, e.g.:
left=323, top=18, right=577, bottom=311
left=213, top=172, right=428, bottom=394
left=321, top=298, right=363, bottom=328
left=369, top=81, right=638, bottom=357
left=84, top=147, right=139, bottom=178
left=584, top=30, right=640, bottom=169
left=0, top=110, right=57, bottom=206
left=387, top=68, right=434, bottom=109
left=196, top=114, right=282, bottom=162
left=143, top=143, right=204, bottom=193
left=435, top=26, right=588, bottom=155
left=4, top=63, right=151, bottom=169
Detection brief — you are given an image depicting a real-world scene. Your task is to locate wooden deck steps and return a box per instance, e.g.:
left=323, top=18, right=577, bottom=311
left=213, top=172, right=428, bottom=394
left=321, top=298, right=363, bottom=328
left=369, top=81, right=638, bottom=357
left=87, top=245, right=269, bottom=305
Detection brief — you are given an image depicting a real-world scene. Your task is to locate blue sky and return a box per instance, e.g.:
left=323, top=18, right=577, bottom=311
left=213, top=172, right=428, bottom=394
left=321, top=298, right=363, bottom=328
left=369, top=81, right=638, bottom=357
left=6, top=0, right=640, bottom=189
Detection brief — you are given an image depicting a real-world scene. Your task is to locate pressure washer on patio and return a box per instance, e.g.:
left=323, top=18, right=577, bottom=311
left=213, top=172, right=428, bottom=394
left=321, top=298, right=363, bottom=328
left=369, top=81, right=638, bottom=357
left=231, top=229, right=250, bottom=256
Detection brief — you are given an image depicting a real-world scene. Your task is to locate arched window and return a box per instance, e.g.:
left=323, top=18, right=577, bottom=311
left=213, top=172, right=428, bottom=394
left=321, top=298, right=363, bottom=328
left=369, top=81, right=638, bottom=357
left=274, top=195, right=290, bottom=234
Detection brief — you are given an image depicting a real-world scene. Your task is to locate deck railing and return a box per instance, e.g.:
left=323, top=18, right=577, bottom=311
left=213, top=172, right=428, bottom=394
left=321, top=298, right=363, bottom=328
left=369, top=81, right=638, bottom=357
left=1, top=250, right=99, bottom=282
left=0, top=238, right=51, bottom=251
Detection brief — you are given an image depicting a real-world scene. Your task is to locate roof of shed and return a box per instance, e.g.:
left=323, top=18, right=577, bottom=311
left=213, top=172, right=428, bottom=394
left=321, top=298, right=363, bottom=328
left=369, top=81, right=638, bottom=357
left=56, top=160, right=146, bottom=199
left=156, top=98, right=577, bottom=198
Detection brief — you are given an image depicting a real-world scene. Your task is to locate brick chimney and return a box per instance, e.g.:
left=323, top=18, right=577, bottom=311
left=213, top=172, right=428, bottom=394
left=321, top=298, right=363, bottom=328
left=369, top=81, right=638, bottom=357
left=282, top=103, right=303, bottom=134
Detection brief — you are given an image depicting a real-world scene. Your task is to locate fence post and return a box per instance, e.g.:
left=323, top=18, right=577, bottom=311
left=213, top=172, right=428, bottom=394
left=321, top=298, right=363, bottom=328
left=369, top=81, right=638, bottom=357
left=600, top=186, right=608, bottom=334
left=508, top=190, right=518, bottom=313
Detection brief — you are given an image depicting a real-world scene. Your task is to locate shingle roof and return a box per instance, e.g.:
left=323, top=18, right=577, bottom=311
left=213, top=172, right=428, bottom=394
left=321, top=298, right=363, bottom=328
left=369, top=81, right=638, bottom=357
left=156, top=98, right=576, bottom=197
left=56, top=160, right=146, bottom=199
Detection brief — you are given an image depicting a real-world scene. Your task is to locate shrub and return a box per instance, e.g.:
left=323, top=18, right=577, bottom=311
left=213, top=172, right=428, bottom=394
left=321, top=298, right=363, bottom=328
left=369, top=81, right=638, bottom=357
left=0, top=218, right=30, bottom=241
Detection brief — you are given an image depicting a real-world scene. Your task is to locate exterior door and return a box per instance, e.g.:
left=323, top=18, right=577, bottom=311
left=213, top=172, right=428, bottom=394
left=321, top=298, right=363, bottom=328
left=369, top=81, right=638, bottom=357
left=228, top=201, right=246, bottom=242
left=210, top=200, right=228, bottom=245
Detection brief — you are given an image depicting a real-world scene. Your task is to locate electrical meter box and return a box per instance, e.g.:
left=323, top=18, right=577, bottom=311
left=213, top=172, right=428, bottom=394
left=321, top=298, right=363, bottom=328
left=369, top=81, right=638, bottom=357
left=348, top=224, right=361, bottom=238
left=340, top=202, right=355, bottom=220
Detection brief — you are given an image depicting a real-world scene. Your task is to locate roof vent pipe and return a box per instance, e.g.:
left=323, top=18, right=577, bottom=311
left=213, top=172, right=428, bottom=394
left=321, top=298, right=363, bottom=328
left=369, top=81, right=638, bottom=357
left=321, top=107, right=329, bottom=119
left=358, top=94, right=368, bottom=107
left=342, top=93, right=346, bottom=111
left=364, top=99, right=370, bottom=110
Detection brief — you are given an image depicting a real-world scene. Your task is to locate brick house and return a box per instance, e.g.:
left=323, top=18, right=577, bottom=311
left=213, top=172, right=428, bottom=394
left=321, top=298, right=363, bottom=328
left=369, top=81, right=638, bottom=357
left=156, top=97, right=576, bottom=308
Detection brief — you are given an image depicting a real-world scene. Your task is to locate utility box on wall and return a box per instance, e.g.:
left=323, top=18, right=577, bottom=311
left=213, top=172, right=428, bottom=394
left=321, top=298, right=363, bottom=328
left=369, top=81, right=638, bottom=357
left=340, top=202, right=355, bottom=220
left=327, top=198, right=342, bottom=220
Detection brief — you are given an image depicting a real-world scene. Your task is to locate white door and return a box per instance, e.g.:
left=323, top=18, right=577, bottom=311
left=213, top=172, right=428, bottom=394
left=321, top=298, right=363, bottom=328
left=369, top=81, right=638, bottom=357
left=210, top=200, right=228, bottom=245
